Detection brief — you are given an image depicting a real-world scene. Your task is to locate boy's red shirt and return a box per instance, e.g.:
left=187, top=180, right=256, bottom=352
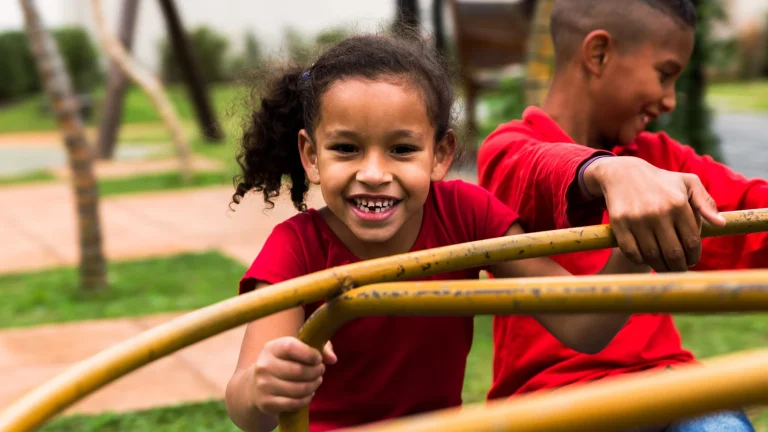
left=478, top=106, right=768, bottom=399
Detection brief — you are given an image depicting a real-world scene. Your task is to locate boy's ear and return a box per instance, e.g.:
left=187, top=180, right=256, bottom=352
left=298, top=129, right=320, bottom=185
left=431, top=130, right=456, bottom=182
left=581, top=30, right=613, bottom=76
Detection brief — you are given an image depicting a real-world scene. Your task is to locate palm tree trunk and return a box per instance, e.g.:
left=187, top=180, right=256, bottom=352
left=524, top=0, right=555, bottom=106
left=20, top=0, right=107, bottom=292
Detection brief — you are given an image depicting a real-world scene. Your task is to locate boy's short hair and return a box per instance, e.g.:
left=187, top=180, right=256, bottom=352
left=550, top=0, right=697, bottom=67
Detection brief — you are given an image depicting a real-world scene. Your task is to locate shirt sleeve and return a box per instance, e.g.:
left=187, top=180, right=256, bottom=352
left=651, top=134, right=768, bottom=270
left=478, top=133, right=613, bottom=233
left=451, top=181, right=520, bottom=241
left=239, top=221, right=308, bottom=294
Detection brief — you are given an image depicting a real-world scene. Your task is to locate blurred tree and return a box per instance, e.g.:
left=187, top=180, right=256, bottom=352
left=98, top=0, right=140, bottom=160
left=20, top=0, right=107, bottom=292
left=157, top=0, right=223, bottom=141
left=394, top=0, right=420, bottom=34
left=92, top=0, right=193, bottom=182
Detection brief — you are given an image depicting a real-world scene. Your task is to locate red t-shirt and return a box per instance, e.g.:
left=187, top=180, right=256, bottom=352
left=478, top=106, right=768, bottom=399
left=240, top=180, right=519, bottom=431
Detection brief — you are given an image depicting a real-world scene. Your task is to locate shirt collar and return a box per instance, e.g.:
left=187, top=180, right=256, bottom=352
left=522, top=106, right=640, bottom=155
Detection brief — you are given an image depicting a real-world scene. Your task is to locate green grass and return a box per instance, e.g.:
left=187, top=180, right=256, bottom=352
left=99, top=170, right=235, bottom=197
left=0, top=251, right=246, bottom=329
left=0, top=169, right=55, bottom=186
left=0, top=84, right=247, bottom=134
left=708, top=80, right=768, bottom=112
left=40, top=400, right=238, bottom=432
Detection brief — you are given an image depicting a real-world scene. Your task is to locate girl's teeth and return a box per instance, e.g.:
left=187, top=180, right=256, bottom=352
left=353, top=198, right=400, bottom=213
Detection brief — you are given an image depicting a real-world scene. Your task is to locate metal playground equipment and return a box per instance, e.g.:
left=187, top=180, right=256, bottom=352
left=0, top=208, right=767, bottom=432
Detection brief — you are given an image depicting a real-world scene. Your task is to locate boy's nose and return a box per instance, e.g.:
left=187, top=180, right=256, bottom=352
left=660, top=91, right=676, bottom=113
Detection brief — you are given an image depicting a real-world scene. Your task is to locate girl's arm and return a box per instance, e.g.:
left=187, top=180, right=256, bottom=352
left=489, top=223, right=651, bottom=355
left=225, top=282, right=335, bottom=432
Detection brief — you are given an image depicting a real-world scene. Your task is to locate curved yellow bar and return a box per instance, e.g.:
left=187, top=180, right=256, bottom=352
left=1, top=209, right=766, bottom=431
left=278, top=269, right=768, bottom=431
left=339, top=349, right=768, bottom=432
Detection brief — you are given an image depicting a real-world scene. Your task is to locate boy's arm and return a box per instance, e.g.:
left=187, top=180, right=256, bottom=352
left=651, top=134, right=768, bottom=269
left=479, top=134, right=724, bottom=273
left=489, top=223, right=650, bottom=355
left=477, top=135, right=613, bottom=233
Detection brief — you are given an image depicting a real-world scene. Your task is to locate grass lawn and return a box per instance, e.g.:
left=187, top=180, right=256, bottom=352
left=40, top=401, right=238, bottom=432
left=98, top=170, right=236, bottom=197
left=0, top=84, right=247, bottom=134
left=0, top=251, right=246, bottom=329
left=0, top=169, right=56, bottom=186
left=0, top=169, right=235, bottom=196
left=708, top=80, right=768, bottom=113
left=0, top=84, right=244, bottom=191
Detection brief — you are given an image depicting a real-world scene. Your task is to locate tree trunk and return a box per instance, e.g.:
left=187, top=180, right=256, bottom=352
left=395, top=0, right=420, bottom=33
left=90, top=0, right=193, bottom=183
left=97, top=0, right=141, bottom=160
left=20, top=0, right=107, bottom=292
left=432, top=0, right=445, bottom=54
left=156, top=0, right=223, bottom=142
left=524, top=0, right=554, bottom=106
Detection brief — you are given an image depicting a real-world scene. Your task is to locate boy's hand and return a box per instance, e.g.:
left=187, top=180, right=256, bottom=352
left=250, top=337, right=337, bottom=415
left=583, top=157, right=726, bottom=272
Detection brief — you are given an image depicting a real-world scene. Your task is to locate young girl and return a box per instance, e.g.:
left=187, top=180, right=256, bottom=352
left=225, top=33, right=648, bottom=432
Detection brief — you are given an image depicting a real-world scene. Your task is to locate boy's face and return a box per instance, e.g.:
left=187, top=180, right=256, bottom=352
left=592, top=23, right=694, bottom=147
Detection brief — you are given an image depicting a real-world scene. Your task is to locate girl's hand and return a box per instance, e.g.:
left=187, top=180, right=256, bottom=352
left=250, top=337, right=337, bottom=415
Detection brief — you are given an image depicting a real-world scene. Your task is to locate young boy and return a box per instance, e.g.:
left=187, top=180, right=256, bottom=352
left=478, top=0, right=766, bottom=430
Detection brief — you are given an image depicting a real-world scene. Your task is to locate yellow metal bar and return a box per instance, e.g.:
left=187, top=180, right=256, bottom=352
left=1, top=209, right=766, bottom=432
left=339, top=349, right=768, bottom=432
left=277, top=269, right=768, bottom=431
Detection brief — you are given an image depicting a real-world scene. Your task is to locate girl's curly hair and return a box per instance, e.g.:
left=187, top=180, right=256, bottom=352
left=232, top=31, right=456, bottom=212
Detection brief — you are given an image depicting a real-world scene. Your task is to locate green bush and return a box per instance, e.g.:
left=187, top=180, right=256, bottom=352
left=53, top=27, right=102, bottom=92
left=229, top=32, right=264, bottom=79
left=479, top=76, right=526, bottom=139
left=0, top=27, right=101, bottom=102
left=160, top=26, right=230, bottom=84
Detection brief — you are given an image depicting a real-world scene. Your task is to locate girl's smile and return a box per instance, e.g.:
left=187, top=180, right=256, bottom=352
left=348, top=195, right=403, bottom=221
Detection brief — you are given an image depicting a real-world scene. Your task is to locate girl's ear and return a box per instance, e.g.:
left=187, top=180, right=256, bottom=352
left=431, top=130, right=456, bottom=182
left=298, top=129, right=320, bottom=185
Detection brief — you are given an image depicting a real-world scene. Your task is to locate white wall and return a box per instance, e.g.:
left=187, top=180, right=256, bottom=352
left=0, top=0, right=399, bottom=72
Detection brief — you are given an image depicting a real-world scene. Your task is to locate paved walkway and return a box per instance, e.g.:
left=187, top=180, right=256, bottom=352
left=0, top=312, right=245, bottom=415
left=0, top=183, right=325, bottom=275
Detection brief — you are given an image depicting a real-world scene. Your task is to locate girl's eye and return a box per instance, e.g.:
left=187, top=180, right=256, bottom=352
left=658, top=70, right=672, bottom=83
left=391, top=145, right=418, bottom=155
left=331, top=144, right=358, bottom=154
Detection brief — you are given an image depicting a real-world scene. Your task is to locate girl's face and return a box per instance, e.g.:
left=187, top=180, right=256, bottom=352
left=298, top=77, right=453, bottom=255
